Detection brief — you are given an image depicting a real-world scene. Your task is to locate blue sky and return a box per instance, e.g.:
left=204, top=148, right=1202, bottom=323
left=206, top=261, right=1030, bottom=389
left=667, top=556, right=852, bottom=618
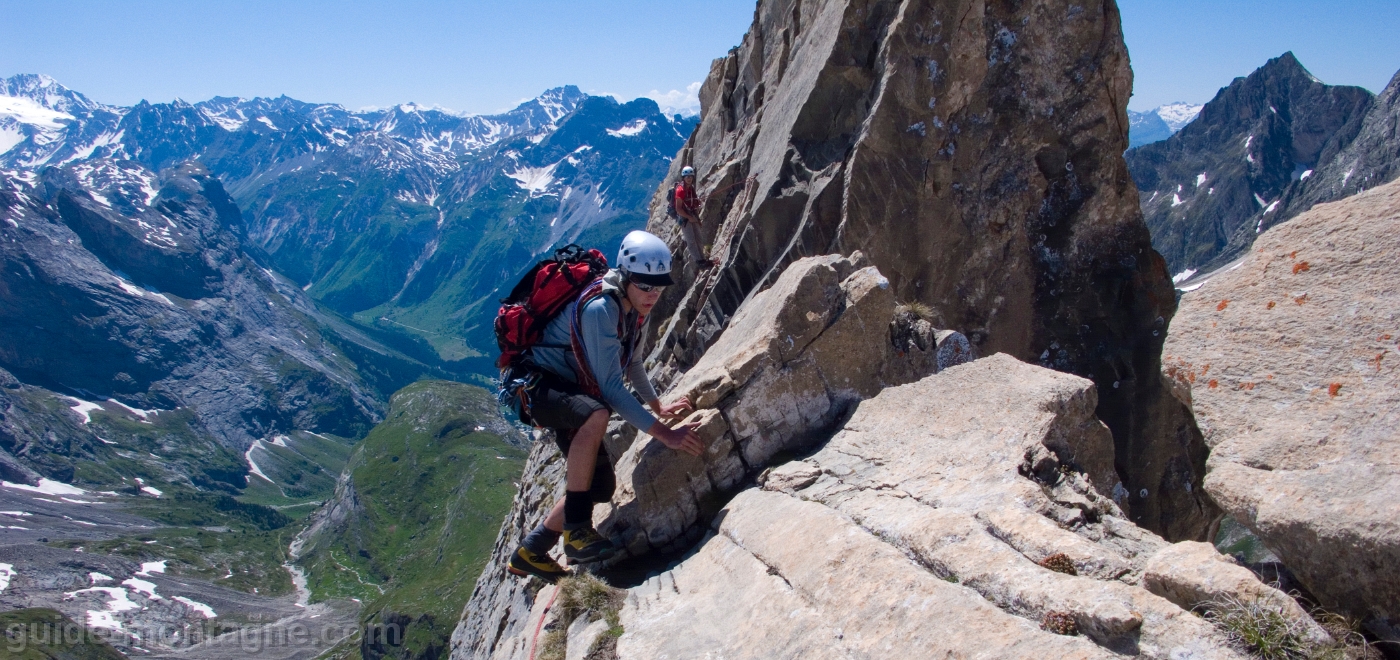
left=2, top=0, right=1397, bottom=114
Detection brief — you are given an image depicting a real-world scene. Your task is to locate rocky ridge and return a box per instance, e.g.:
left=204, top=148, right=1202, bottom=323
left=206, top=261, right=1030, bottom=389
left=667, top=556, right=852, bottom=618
left=1163, top=176, right=1400, bottom=646
left=1271, top=68, right=1400, bottom=225
left=467, top=347, right=1321, bottom=659
left=639, top=0, right=1211, bottom=541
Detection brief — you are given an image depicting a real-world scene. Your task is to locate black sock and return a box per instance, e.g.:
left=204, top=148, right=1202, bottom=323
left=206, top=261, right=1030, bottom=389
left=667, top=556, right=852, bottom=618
left=563, top=490, right=594, bottom=531
left=521, top=522, right=562, bottom=554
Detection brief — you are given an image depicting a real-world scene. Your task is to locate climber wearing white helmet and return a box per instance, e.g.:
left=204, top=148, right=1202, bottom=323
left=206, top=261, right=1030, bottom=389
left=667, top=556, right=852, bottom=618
left=671, top=164, right=715, bottom=269
left=507, top=230, right=702, bottom=582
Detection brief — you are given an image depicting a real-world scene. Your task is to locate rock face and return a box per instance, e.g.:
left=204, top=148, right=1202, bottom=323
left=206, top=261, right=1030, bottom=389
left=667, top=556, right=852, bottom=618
left=601, top=254, right=967, bottom=558
left=1273, top=68, right=1400, bottom=224
left=0, top=160, right=383, bottom=456
left=1163, top=177, right=1400, bottom=643
left=1125, top=53, right=1377, bottom=276
left=641, top=0, right=1211, bottom=540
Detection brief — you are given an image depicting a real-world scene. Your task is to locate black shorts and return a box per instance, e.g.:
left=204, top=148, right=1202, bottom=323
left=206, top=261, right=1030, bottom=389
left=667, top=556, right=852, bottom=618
left=527, top=371, right=616, bottom=503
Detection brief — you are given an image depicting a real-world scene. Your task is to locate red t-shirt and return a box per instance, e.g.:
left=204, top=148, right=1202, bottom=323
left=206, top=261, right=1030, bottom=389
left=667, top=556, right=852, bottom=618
left=674, top=181, right=700, bottom=216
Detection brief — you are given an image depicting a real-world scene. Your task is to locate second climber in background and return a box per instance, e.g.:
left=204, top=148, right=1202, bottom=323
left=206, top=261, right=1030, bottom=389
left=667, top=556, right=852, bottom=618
left=671, top=165, right=716, bottom=269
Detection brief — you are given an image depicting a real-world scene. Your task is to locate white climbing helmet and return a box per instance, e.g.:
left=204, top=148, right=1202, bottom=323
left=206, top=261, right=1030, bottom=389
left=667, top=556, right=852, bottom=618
left=680, top=165, right=695, bottom=178
left=616, top=230, right=674, bottom=287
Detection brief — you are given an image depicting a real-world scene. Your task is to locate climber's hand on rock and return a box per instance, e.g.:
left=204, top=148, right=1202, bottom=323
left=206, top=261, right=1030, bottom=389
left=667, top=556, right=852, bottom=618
left=657, top=397, right=693, bottom=421
left=650, top=421, right=704, bottom=457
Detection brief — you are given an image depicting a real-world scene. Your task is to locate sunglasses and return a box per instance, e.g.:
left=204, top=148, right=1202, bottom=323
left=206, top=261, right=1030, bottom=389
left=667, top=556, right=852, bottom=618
left=631, top=281, right=665, bottom=293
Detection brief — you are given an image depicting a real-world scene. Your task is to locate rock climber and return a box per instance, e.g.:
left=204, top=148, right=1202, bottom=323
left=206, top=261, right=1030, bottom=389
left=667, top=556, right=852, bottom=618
left=508, top=230, right=704, bottom=583
left=673, top=166, right=715, bottom=269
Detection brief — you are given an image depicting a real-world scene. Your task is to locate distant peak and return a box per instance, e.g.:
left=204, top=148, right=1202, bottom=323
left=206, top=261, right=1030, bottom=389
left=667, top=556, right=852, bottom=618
left=1259, top=51, right=1322, bottom=84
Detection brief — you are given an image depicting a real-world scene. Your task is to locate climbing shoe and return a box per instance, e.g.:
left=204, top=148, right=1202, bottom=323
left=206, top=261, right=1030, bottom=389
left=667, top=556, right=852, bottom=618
left=562, top=527, right=616, bottom=563
left=507, top=546, right=568, bottom=583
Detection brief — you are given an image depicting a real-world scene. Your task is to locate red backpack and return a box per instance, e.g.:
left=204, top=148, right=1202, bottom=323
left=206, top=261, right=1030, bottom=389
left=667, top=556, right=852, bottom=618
left=493, top=244, right=609, bottom=370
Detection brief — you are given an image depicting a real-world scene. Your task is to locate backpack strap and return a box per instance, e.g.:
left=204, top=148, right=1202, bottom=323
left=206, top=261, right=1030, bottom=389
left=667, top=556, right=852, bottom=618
left=567, top=279, right=637, bottom=399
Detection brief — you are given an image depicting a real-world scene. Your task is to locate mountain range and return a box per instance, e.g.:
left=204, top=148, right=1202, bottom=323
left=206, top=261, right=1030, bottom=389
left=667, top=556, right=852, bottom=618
left=2, top=74, right=697, bottom=374
left=1127, top=102, right=1203, bottom=147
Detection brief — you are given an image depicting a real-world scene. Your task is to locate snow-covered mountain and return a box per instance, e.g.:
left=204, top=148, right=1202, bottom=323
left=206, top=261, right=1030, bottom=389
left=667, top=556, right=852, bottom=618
left=1127, top=102, right=1204, bottom=148
left=1, top=74, right=698, bottom=373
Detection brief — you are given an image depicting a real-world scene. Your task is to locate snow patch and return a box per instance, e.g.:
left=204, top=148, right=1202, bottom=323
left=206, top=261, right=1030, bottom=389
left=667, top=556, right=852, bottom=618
left=68, top=397, right=105, bottom=423
left=1254, top=193, right=1269, bottom=208
left=1300, top=169, right=1314, bottom=180
left=135, top=560, right=166, bottom=577
left=65, top=586, right=139, bottom=630
left=3, top=478, right=88, bottom=496
left=115, top=279, right=174, bottom=306
left=0, top=95, right=75, bottom=129
left=245, top=441, right=274, bottom=483
left=173, top=596, right=216, bottom=618
left=505, top=162, right=559, bottom=197
left=0, top=563, right=13, bottom=593
left=89, top=572, right=115, bottom=584
left=1263, top=200, right=1280, bottom=215
left=1171, top=194, right=1184, bottom=207
left=140, top=485, right=163, bottom=497
left=122, top=577, right=160, bottom=600
left=1172, top=269, right=1197, bottom=285
left=1196, top=173, right=1207, bottom=187
left=108, top=399, right=160, bottom=419
left=606, top=119, right=647, bottom=137
left=0, top=126, right=24, bottom=155
left=1156, top=102, right=1203, bottom=132
left=271, top=434, right=290, bottom=447
left=256, top=116, right=280, bottom=131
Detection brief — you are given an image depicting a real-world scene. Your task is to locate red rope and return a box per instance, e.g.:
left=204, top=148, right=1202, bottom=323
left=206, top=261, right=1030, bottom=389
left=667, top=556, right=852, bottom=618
left=528, top=585, right=561, bottom=660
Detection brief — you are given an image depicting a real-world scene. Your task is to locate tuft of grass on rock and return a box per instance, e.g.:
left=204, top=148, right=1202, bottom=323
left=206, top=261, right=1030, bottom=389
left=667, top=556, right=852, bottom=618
left=897, top=302, right=937, bottom=322
left=1199, top=594, right=1382, bottom=660
left=538, top=574, right=626, bottom=660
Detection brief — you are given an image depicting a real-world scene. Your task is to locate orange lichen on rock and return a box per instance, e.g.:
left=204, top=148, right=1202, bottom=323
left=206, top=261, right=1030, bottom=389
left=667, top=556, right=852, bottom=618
left=1208, top=379, right=1219, bottom=389
left=1290, top=251, right=1298, bottom=259
left=1267, top=301, right=1277, bottom=309
left=1328, top=383, right=1342, bottom=397
left=1295, top=294, right=1308, bottom=305
left=1376, top=352, right=1386, bottom=372
left=1239, top=382, right=1256, bottom=391
left=1292, top=261, right=1311, bottom=274
left=1380, top=334, right=1393, bottom=341
left=1217, top=300, right=1230, bottom=311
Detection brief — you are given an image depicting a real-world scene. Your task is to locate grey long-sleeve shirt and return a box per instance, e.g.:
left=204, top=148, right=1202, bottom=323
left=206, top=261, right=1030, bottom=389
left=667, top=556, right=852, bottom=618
left=529, top=269, right=659, bottom=431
